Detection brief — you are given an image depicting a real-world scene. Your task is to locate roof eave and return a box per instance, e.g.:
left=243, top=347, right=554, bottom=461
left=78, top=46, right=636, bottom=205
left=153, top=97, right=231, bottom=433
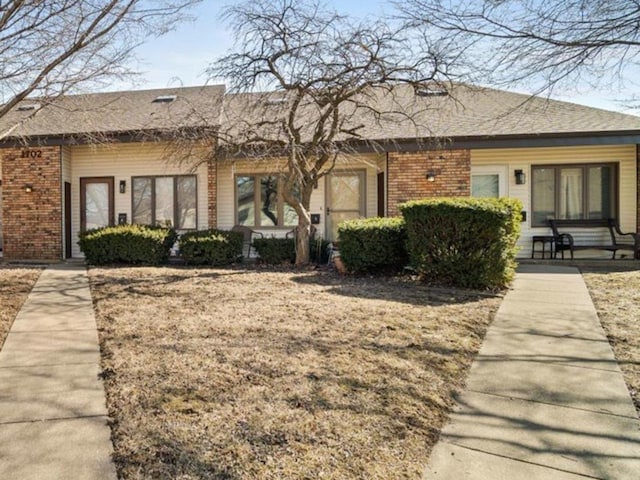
left=0, top=125, right=220, bottom=148
left=355, top=129, right=640, bottom=152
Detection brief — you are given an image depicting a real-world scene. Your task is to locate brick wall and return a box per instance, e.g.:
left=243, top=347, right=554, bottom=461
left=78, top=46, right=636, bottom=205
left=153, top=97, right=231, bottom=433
left=1, top=146, right=62, bottom=260
left=207, top=159, right=217, bottom=228
left=387, top=150, right=471, bottom=216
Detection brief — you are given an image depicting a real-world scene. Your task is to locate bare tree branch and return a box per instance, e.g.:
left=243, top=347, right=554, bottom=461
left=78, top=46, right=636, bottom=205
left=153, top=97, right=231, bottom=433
left=397, top=0, right=640, bottom=97
left=205, top=0, right=450, bottom=265
left=0, top=0, right=200, bottom=140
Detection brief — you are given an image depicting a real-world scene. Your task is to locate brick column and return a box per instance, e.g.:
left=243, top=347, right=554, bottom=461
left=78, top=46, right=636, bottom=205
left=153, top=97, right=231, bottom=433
left=207, top=159, right=217, bottom=229
left=387, top=150, right=471, bottom=216
left=1, top=146, right=63, bottom=260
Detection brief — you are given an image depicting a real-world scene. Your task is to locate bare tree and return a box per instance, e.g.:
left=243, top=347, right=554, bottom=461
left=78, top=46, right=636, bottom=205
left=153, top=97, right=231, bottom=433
left=208, top=0, right=448, bottom=265
left=397, top=0, right=640, bottom=97
left=0, top=0, right=199, bottom=139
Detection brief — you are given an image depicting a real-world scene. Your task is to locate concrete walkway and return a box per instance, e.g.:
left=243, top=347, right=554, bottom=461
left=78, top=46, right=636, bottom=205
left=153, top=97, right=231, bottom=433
left=425, top=264, right=640, bottom=479
left=0, top=264, right=116, bottom=480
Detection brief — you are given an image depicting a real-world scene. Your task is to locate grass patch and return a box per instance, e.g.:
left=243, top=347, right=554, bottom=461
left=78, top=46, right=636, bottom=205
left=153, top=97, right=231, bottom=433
left=582, top=265, right=640, bottom=415
left=0, top=266, right=42, bottom=350
left=88, top=267, right=501, bottom=479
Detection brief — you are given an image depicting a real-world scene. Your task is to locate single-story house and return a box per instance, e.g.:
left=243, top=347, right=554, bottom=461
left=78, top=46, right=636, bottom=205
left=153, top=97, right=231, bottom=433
left=1, top=83, right=640, bottom=261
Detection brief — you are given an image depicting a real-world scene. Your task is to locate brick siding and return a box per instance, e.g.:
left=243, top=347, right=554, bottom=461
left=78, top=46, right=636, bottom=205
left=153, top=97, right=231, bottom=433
left=387, top=150, right=471, bottom=216
left=1, top=146, right=62, bottom=260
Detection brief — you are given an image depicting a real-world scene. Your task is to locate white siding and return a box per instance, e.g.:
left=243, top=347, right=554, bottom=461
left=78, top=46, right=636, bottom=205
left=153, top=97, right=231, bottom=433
left=0, top=157, right=3, bottom=251
left=471, top=144, right=637, bottom=258
left=217, top=153, right=383, bottom=239
left=70, top=143, right=209, bottom=257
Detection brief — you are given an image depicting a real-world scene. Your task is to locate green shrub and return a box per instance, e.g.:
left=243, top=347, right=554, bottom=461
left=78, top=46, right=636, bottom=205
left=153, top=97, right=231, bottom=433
left=338, top=217, right=408, bottom=274
left=252, top=235, right=330, bottom=265
left=399, top=197, right=522, bottom=289
left=253, top=237, right=296, bottom=264
left=179, top=229, right=243, bottom=266
left=78, top=224, right=177, bottom=265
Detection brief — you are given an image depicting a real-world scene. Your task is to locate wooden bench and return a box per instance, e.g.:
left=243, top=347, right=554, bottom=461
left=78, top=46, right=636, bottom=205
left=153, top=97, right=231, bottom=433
left=548, top=219, right=639, bottom=260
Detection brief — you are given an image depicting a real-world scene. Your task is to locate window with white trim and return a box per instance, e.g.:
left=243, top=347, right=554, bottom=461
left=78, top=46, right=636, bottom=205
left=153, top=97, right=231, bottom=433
left=236, top=175, right=298, bottom=227
left=132, top=175, right=197, bottom=229
left=531, top=164, right=617, bottom=226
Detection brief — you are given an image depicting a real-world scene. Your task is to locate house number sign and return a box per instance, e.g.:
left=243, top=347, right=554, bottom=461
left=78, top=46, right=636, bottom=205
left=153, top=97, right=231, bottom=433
left=20, top=149, right=42, bottom=158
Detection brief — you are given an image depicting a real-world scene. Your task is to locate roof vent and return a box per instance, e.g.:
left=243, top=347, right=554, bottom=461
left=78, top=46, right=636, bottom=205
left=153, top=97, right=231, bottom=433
left=415, top=88, right=448, bottom=97
left=17, top=103, right=41, bottom=112
left=265, top=97, right=288, bottom=105
left=152, top=95, right=177, bottom=103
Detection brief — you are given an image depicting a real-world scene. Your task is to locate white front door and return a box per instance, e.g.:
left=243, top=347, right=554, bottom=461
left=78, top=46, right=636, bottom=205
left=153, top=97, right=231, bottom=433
left=326, top=170, right=366, bottom=241
left=471, top=166, right=508, bottom=198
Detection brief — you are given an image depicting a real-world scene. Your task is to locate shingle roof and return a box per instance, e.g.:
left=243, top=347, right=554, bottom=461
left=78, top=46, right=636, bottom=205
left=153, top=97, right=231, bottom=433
left=360, top=83, right=640, bottom=141
left=0, top=85, right=225, bottom=140
left=2, top=83, right=640, bottom=145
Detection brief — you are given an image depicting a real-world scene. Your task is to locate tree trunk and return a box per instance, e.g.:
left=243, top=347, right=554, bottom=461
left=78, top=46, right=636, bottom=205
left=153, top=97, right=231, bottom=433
left=294, top=212, right=312, bottom=266
left=284, top=179, right=315, bottom=266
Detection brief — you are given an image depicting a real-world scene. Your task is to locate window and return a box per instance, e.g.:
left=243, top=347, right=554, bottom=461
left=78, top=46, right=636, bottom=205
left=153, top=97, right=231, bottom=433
left=132, top=175, right=197, bottom=229
left=532, top=164, right=616, bottom=226
left=236, top=175, right=299, bottom=227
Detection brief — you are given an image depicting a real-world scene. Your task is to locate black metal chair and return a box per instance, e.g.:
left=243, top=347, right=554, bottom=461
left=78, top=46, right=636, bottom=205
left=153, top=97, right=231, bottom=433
left=231, top=225, right=263, bottom=258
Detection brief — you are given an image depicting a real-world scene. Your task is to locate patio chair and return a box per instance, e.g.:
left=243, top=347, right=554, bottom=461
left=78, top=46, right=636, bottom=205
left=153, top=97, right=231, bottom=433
left=231, top=225, right=263, bottom=258
left=285, top=225, right=317, bottom=240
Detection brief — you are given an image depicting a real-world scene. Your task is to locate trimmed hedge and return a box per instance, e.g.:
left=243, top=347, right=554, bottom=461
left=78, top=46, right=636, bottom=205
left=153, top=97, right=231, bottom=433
left=179, top=229, right=244, bottom=266
left=399, top=197, right=522, bottom=289
left=338, top=217, right=408, bottom=274
left=253, top=237, right=296, bottom=264
left=78, top=224, right=177, bottom=265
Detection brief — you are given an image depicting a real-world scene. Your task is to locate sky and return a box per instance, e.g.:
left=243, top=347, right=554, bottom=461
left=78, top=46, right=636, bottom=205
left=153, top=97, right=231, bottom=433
left=121, top=0, right=637, bottom=115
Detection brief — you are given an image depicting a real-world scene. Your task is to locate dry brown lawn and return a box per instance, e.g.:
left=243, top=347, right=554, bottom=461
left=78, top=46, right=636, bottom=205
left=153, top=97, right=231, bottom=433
left=582, top=265, right=640, bottom=414
left=0, top=266, right=42, bottom=350
left=88, top=266, right=502, bottom=480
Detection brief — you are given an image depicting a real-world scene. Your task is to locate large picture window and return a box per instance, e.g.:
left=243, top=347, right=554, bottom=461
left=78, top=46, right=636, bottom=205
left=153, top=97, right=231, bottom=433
left=132, top=175, right=197, bottom=229
left=236, top=175, right=298, bottom=227
left=532, top=164, right=616, bottom=226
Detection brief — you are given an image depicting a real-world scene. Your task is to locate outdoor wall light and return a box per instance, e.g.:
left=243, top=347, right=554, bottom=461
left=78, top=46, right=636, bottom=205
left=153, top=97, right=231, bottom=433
left=119, top=180, right=126, bottom=194
left=24, top=184, right=33, bottom=193
left=426, top=171, right=437, bottom=182
left=514, top=169, right=526, bottom=185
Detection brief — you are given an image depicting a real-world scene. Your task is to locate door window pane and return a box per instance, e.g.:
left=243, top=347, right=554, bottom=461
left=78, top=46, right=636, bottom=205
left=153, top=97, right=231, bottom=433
left=330, top=175, right=361, bottom=210
left=328, top=172, right=364, bottom=241
left=132, top=178, right=152, bottom=224
left=177, top=176, right=197, bottom=229
left=532, top=168, right=555, bottom=225
left=85, top=183, right=110, bottom=230
left=559, top=168, right=583, bottom=219
left=471, top=174, right=499, bottom=198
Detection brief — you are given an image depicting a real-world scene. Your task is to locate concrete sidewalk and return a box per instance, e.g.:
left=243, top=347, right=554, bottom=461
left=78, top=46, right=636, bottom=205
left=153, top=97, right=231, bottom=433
left=0, top=264, right=116, bottom=480
left=425, top=264, right=640, bottom=480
